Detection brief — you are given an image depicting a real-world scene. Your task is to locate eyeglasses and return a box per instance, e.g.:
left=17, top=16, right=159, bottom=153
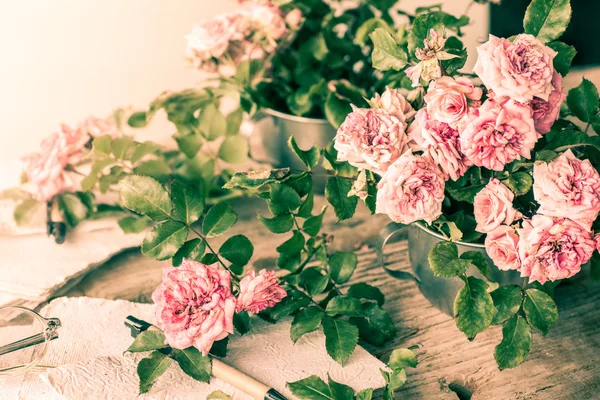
left=0, top=306, right=61, bottom=376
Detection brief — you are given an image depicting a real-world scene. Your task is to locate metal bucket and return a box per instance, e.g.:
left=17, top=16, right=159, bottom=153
left=378, top=222, right=523, bottom=316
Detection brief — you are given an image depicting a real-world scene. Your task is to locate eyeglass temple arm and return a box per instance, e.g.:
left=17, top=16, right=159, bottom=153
left=0, top=318, right=61, bottom=357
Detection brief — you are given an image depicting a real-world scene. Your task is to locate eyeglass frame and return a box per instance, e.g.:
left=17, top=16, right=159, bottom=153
left=0, top=306, right=61, bottom=360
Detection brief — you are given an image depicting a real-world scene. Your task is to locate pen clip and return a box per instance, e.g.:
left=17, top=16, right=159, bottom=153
left=125, top=315, right=151, bottom=338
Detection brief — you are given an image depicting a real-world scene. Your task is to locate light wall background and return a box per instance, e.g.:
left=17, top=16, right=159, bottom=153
left=0, top=0, right=485, bottom=161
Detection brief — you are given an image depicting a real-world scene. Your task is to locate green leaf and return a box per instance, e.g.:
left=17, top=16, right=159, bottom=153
left=218, top=135, right=249, bottom=164
left=223, top=168, right=290, bottom=189
left=356, top=388, right=374, bottom=400
left=503, top=172, right=533, bottom=196
left=298, top=191, right=315, bottom=218
left=225, top=108, right=244, bottom=136
left=207, top=390, right=232, bottom=400
left=287, top=375, right=332, bottom=400
left=219, top=235, right=253, bottom=267
left=567, top=78, right=599, bottom=123
left=258, top=213, right=294, bottom=234
left=92, top=135, right=112, bottom=154
left=13, top=199, right=42, bottom=227
left=328, top=252, right=357, bottom=284
left=325, top=177, right=358, bottom=221
left=322, top=317, right=359, bottom=366
left=288, top=136, right=319, bottom=170
left=128, top=111, right=148, bottom=128
left=276, top=230, right=305, bottom=254
left=548, top=41, right=576, bottom=76
left=118, top=216, right=153, bottom=234
left=328, top=375, right=354, bottom=400
left=347, top=283, right=385, bottom=307
left=174, top=131, right=203, bottom=158
left=233, top=311, right=251, bottom=335
left=119, top=175, right=172, bottom=222
left=388, top=348, right=417, bottom=369
left=459, top=251, right=489, bottom=279
left=291, top=306, right=325, bottom=343
left=112, top=136, right=135, bottom=160
left=523, top=0, right=572, bottom=43
left=127, top=330, right=167, bottom=352
left=57, top=193, right=89, bottom=227
left=131, top=141, right=160, bottom=163
left=324, top=92, right=351, bottom=129
left=261, top=289, right=310, bottom=321
left=303, top=207, right=326, bottom=236
left=522, top=288, right=559, bottom=335
left=446, top=183, right=486, bottom=203
left=428, top=242, right=472, bottom=278
left=382, top=368, right=407, bottom=390
left=325, top=296, right=363, bottom=318
left=408, top=13, right=442, bottom=57
left=535, top=149, right=559, bottom=162
left=491, top=285, right=523, bottom=325
left=454, top=276, right=495, bottom=339
left=301, top=267, right=329, bottom=296
left=137, top=350, right=171, bottom=394
left=172, top=347, right=212, bottom=382
left=172, top=238, right=206, bottom=266
left=356, top=17, right=393, bottom=46
left=198, top=103, right=227, bottom=140
left=352, top=303, right=396, bottom=346
left=133, top=160, right=171, bottom=181
left=494, top=315, right=533, bottom=370
left=591, top=253, right=600, bottom=281
left=141, top=220, right=189, bottom=261
left=269, top=183, right=302, bottom=215
left=170, top=181, right=205, bottom=225
left=369, top=28, right=408, bottom=71
left=202, top=203, right=238, bottom=238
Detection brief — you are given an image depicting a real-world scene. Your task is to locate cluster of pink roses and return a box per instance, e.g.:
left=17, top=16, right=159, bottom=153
left=22, top=117, right=120, bottom=201
left=185, top=1, right=301, bottom=73
left=151, top=259, right=286, bottom=355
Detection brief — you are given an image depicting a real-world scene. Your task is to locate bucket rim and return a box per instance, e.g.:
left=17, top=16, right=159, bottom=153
left=263, top=108, right=332, bottom=125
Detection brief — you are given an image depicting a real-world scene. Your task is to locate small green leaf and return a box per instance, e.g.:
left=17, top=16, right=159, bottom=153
left=328, top=375, right=354, bottom=400
left=269, top=183, right=302, bottom=215
left=13, top=199, right=42, bottom=226
left=199, top=103, right=227, bottom=140
left=288, top=136, right=319, bottom=170
left=128, top=111, right=148, bottom=128
left=325, top=177, right=358, bottom=221
left=494, top=315, right=532, bottom=370
left=127, top=330, right=167, bottom=352
left=233, top=311, right=251, bottom=335
left=428, top=241, right=472, bottom=278
left=120, top=175, right=172, bottom=222
left=260, top=289, right=311, bottom=321
left=258, top=213, right=294, bottom=234
left=298, top=191, right=315, bottom=218
left=276, top=230, right=305, bottom=254
left=491, top=285, right=523, bottom=325
left=202, top=203, right=238, bottom=238
left=171, top=181, right=205, bottom=225
left=287, top=375, right=332, bottom=400
left=548, top=41, right=576, bottom=76
left=92, top=135, right=112, bottom=154
left=57, top=193, right=89, bottom=227
left=460, top=251, right=490, bottom=279
left=347, top=283, right=385, bottom=306
left=291, top=306, right=325, bottom=343
left=352, top=303, right=396, bottom=346
left=172, top=238, right=206, bottom=266
left=112, top=136, right=135, bottom=160
left=301, top=267, right=329, bottom=296
left=522, top=288, right=559, bottom=335
left=131, top=141, right=160, bottom=163
left=388, top=348, right=418, bottom=369
left=137, top=350, right=171, bottom=394
left=356, top=17, right=393, bottom=46
left=356, top=388, right=374, bottom=400
left=118, top=216, right=153, bottom=234
left=326, top=296, right=363, bottom=317
left=207, top=390, right=232, bottom=400
left=369, top=28, right=408, bottom=71
left=172, top=347, right=212, bottom=382
left=223, top=168, right=290, bottom=189
left=325, top=92, right=351, bottom=129
left=133, top=160, right=171, bottom=181
left=382, top=367, right=407, bottom=390
left=219, top=234, right=253, bottom=267
left=328, top=252, right=357, bottom=284
left=141, top=220, right=189, bottom=261
left=504, top=172, right=533, bottom=196
left=225, top=108, right=244, bottom=136
left=303, top=207, right=326, bottom=236
left=322, top=317, right=359, bottom=366
left=567, top=78, right=599, bottom=123
left=218, top=135, right=249, bottom=164
left=454, top=276, right=495, bottom=339
left=523, top=0, right=572, bottom=43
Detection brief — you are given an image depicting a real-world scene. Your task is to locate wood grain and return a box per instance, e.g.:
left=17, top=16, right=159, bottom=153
left=64, top=197, right=600, bottom=399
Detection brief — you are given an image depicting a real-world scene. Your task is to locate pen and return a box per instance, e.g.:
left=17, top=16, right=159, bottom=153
left=125, top=316, right=287, bottom=400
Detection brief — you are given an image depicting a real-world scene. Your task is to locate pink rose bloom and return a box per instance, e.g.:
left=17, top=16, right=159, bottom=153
left=518, top=215, right=594, bottom=284
left=474, top=178, right=522, bottom=233
left=376, top=151, right=445, bottom=224
left=334, top=106, right=410, bottom=175
left=151, top=259, right=236, bottom=356
left=460, top=98, right=539, bottom=171
left=80, top=116, right=121, bottom=139
left=285, top=9, right=303, bottom=30
left=594, top=233, right=600, bottom=252
left=474, top=34, right=557, bottom=103
left=236, top=269, right=287, bottom=314
left=22, top=133, right=72, bottom=201
left=246, top=3, right=288, bottom=43
left=408, top=109, right=471, bottom=181
left=185, top=14, right=237, bottom=71
left=485, top=225, right=521, bottom=271
left=424, top=76, right=482, bottom=129
left=369, top=87, right=416, bottom=122
left=533, top=149, right=600, bottom=230
left=531, top=72, right=566, bottom=134
left=58, top=123, right=89, bottom=163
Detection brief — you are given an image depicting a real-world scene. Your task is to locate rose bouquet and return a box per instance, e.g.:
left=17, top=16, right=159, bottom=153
left=332, top=0, right=600, bottom=369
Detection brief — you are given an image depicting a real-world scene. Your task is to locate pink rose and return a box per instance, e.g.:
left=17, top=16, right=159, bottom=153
left=185, top=14, right=237, bottom=71
left=531, top=72, right=566, bottom=134
left=285, top=9, right=303, bottom=30
left=408, top=109, right=471, bottom=181
left=533, top=149, right=600, bottom=230
left=474, top=34, right=557, bottom=103
left=151, top=259, right=236, bottom=355
left=334, top=106, right=410, bottom=175
left=58, top=123, right=89, bottom=163
left=460, top=98, right=539, bottom=171
left=485, top=225, right=521, bottom=271
left=80, top=116, right=121, bottom=139
left=236, top=269, right=287, bottom=314
left=22, top=133, right=72, bottom=201
left=518, top=215, right=594, bottom=284
left=424, top=76, right=482, bottom=129
left=369, top=87, right=416, bottom=122
left=474, top=178, right=522, bottom=233
left=594, top=233, right=600, bottom=252
left=376, top=151, right=445, bottom=224
left=246, top=4, right=288, bottom=43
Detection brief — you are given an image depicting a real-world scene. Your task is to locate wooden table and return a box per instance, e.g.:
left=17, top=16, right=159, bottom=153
left=65, top=197, right=600, bottom=399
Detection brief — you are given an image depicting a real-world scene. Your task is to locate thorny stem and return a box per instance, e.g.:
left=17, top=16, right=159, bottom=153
left=188, top=226, right=241, bottom=284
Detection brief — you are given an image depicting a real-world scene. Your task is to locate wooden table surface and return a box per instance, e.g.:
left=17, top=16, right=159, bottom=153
left=64, top=197, right=600, bottom=399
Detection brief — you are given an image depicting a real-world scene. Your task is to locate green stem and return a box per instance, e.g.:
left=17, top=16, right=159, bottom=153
left=188, top=226, right=240, bottom=284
